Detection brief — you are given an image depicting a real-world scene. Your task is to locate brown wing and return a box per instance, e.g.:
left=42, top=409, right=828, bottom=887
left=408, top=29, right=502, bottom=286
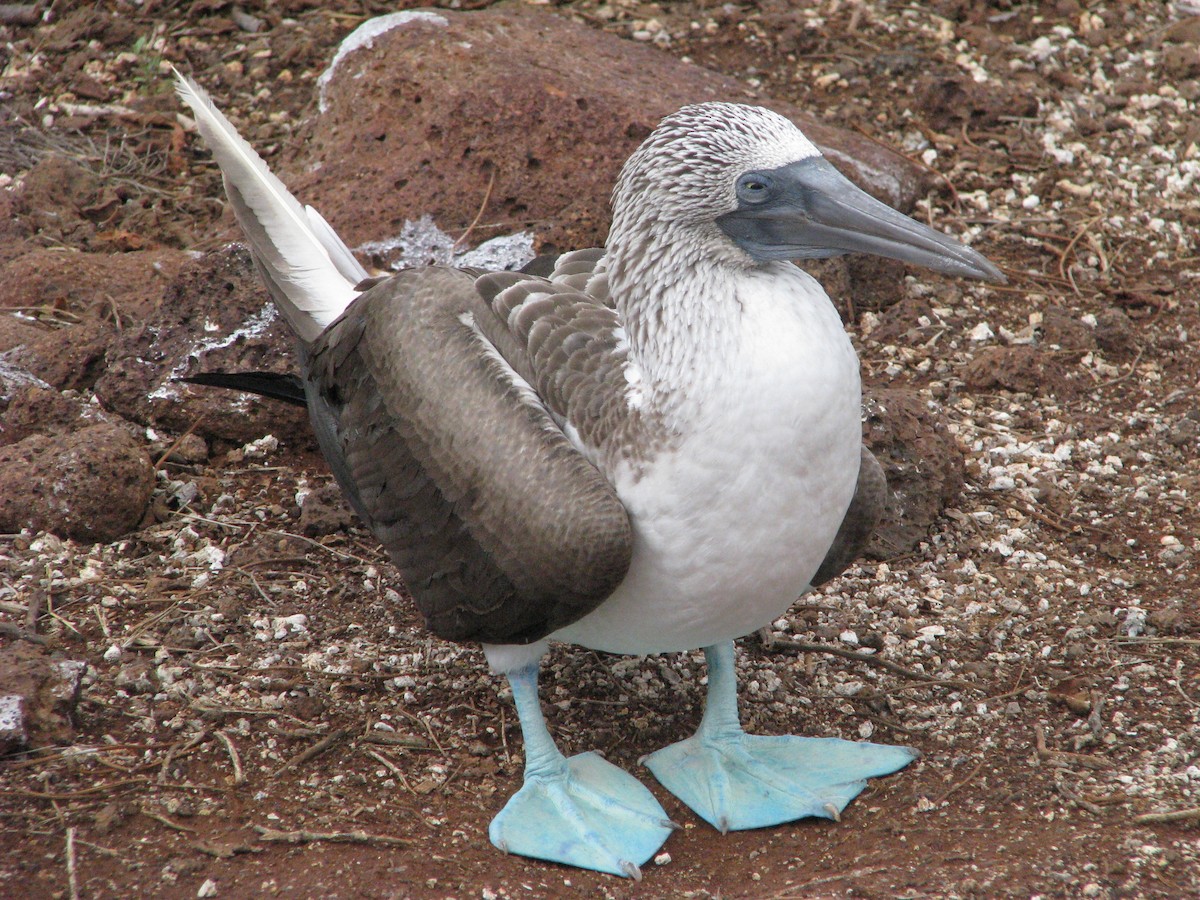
left=473, top=266, right=631, bottom=455
left=302, top=267, right=632, bottom=645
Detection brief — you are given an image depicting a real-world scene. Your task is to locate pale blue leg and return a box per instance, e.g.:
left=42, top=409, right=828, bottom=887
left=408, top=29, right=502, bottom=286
left=488, top=664, right=674, bottom=878
left=643, top=641, right=918, bottom=833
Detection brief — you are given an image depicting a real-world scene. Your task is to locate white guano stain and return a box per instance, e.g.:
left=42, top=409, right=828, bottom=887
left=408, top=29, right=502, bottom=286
left=317, top=11, right=449, bottom=113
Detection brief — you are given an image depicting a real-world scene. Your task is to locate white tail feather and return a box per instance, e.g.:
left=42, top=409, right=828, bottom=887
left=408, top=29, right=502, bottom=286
left=174, top=69, right=358, bottom=344
left=306, top=205, right=371, bottom=284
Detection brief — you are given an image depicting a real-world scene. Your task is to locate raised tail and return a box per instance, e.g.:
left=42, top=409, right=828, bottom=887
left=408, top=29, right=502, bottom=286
left=174, top=70, right=368, bottom=344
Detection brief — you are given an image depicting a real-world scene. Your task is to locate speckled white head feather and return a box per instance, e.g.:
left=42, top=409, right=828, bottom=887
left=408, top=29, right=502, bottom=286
left=611, top=103, right=821, bottom=229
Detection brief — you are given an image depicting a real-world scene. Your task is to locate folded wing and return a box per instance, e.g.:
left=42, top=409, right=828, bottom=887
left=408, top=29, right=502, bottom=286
left=303, top=268, right=634, bottom=644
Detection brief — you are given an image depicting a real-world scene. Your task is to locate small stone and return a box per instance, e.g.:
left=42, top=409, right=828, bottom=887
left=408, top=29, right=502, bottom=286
left=92, top=803, right=125, bottom=834
left=1093, top=308, right=1137, bottom=356
left=0, top=696, right=27, bottom=753
left=170, top=433, right=209, bottom=464
left=969, top=321, right=995, bottom=341
left=653, top=851, right=672, bottom=866
left=0, top=645, right=87, bottom=752
left=241, top=434, right=279, bottom=458
left=197, top=879, right=218, bottom=898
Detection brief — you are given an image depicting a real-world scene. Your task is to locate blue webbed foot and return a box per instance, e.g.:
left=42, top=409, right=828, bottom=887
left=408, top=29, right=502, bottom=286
left=643, top=731, right=916, bottom=832
left=490, top=750, right=674, bottom=878
left=489, top=663, right=673, bottom=878
left=643, top=642, right=917, bottom=832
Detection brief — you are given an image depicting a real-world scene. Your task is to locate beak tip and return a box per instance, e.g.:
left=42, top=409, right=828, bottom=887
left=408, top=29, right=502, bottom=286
left=981, top=261, right=1007, bottom=285
left=955, top=249, right=1005, bottom=285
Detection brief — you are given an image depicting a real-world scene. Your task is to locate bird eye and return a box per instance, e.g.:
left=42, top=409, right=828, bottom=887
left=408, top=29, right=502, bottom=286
left=736, top=172, right=773, bottom=204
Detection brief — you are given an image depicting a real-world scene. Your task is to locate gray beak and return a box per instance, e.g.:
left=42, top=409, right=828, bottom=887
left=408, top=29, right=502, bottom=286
left=716, top=157, right=1005, bottom=283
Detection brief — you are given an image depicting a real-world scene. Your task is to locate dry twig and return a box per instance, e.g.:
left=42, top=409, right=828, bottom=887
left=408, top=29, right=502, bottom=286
left=271, top=727, right=353, bottom=779
left=140, top=807, right=198, bottom=833
left=159, top=730, right=209, bottom=784
left=1132, top=807, right=1200, bottom=825
left=932, top=758, right=989, bottom=806
left=0, top=621, right=49, bottom=644
left=1034, top=724, right=1113, bottom=770
left=363, top=748, right=414, bottom=793
left=766, top=636, right=970, bottom=688
left=65, top=827, right=79, bottom=900
left=1057, top=214, right=1104, bottom=296
left=216, top=731, right=245, bottom=786
left=253, top=825, right=408, bottom=847
left=25, top=588, right=43, bottom=633
left=453, top=167, right=498, bottom=251
left=153, top=416, right=207, bottom=471
left=1055, top=777, right=1105, bottom=816
left=0, top=5, right=41, bottom=26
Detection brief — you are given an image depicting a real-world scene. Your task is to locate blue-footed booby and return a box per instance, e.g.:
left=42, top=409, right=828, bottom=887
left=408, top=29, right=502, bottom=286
left=174, top=72, right=1003, bottom=878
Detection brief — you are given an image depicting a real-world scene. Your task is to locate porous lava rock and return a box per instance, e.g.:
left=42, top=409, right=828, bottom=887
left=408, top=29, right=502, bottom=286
left=0, top=641, right=86, bottom=754
left=0, top=315, right=44, bottom=354
left=0, top=382, right=109, bottom=447
left=294, top=6, right=936, bottom=264
left=862, top=387, right=965, bottom=557
left=3, top=317, right=114, bottom=392
left=1040, top=306, right=1097, bottom=353
left=0, top=247, right=190, bottom=326
left=93, top=245, right=313, bottom=449
left=1094, top=307, right=1138, bottom=357
left=9, top=156, right=193, bottom=253
left=0, top=422, right=154, bottom=542
left=962, top=345, right=1074, bottom=398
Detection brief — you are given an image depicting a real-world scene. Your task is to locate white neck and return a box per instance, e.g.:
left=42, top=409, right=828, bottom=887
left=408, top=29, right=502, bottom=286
left=606, top=223, right=755, bottom=422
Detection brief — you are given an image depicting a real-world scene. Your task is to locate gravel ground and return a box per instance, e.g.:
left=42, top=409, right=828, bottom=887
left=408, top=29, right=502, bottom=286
left=1, top=1, right=1198, bottom=897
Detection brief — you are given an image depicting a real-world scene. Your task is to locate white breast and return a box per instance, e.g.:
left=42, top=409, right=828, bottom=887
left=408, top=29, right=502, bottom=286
left=553, top=265, right=861, bottom=655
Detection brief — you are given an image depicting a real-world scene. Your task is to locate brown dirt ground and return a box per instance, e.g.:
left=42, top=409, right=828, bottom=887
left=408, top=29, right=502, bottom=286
left=2, top=1, right=1199, bottom=898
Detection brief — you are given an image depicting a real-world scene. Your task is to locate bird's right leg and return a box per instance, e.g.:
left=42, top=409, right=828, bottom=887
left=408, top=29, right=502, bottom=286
left=488, top=662, right=675, bottom=878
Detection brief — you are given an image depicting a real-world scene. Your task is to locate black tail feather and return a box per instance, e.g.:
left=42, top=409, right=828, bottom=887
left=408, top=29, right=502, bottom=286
left=177, top=372, right=307, bottom=407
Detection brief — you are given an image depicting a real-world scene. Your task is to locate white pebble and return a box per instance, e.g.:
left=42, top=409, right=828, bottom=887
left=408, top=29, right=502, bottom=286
left=197, top=879, right=218, bottom=898
left=241, top=434, right=279, bottom=458
left=968, top=321, right=994, bottom=341
left=918, top=625, right=946, bottom=639
left=832, top=681, right=864, bottom=697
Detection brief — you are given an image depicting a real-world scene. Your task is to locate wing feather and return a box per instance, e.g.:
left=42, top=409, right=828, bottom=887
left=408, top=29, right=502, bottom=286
left=474, top=270, right=633, bottom=455
left=303, top=268, right=632, bottom=644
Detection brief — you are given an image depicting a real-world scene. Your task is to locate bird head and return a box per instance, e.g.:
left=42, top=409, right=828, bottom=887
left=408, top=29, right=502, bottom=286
left=611, top=102, right=1004, bottom=284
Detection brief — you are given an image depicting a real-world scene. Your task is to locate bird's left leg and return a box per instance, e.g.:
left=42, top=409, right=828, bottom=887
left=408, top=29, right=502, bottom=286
left=642, top=640, right=917, bottom=833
